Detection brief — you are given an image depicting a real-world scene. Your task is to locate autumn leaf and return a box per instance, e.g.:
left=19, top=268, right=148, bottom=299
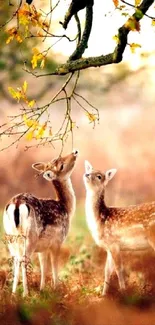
left=40, top=57, right=45, bottom=69
left=8, top=87, right=21, bottom=101
left=26, top=130, right=34, bottom=140
left=35, top=123, right=47, bottom=139
left=112, top=35, right=120, bottom=43
left=23, top=81, right=28, bottom=93
left=135, top=0, right=141, bottom=6
left=23, top=114, right=38, bottom=128
left=152, top=19, right=155, bottom=26
left=71, top=121, right=76, bottom=129
left=31, top=48, right=45, bottom=69
left=112, top=0, right=119, bottom=7
left=85, top=112, right=97, bottom=123
left=6, top=27, right=23, bottom=44
left=129, top=43, right=141, bottom=53
left=28, top=100, right=35, bottom=107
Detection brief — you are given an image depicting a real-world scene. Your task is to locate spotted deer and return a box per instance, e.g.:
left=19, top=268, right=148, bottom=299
left=83, top=160, right=155, bottom=295
left=3, top=150, right=78, bottom=296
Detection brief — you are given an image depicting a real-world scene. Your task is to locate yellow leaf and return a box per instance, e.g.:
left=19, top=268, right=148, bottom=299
left=129, top=42, right=141, bottom=53
left=135, top=0, right=141, bottom=6
left=16, top=34, right=23, bottom=43
left=23, top=81, right=28, bottom=93
left=152, top=19, right=155, bottom=26
left=26, top=130, right=34, bottom=140
left=71, top=121, right=76, bottom=129
left=28, top=100, right=35, bottom=107
left=6, top=36, right=14, bottom=44
left=85, top=112, right=97, bottom=123
left=8, top=87, right=21, bottom=101
left=40, top=57, right=45, bottom=69
left=31, top=48, right=44, bottom=69
left=36, top=123, right=47, bottom=139
left=112, top=35, right=119, bottom=43
left=23, top=114, right=38, bottom=128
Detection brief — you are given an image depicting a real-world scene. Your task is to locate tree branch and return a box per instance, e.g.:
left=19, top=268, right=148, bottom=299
left=61, top=0, right=93, bottom=29
left=68, top=4, right=93, bottom=61
left=35, top=0, right=154, bottom=77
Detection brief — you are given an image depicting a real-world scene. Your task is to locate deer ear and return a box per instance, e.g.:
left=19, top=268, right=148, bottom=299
left=84, top=160, right=93, bottom=173
left=32, top=162, right=46, bottom=172
left=105, top=169, right=117, bottom=183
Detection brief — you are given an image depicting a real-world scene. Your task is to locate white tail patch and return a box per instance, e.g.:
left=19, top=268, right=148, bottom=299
left=4, top=204, right=17, bottom=235
left=19, top=204, right=30, bottom=235
left=3, top=203, right=29, bottom=236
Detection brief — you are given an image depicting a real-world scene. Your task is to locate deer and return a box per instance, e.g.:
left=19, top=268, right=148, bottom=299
left=83, top=160, right=155, bottom=296
left=3, top=150, right=78, bottom=297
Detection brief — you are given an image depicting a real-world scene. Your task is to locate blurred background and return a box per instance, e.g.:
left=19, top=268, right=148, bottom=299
left=1, top=2, right=155, bottom=323
left=1, top=0, right=155, bottom=267
left=1, top=0, right=155, bottom=213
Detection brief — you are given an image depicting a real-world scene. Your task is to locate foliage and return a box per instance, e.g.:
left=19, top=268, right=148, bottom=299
left=0, top=0, right=155, bottom=152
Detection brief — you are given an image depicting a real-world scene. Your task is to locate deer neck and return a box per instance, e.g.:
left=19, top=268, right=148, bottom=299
left=52, top=178, right=76, bottom=217
left=86, top=188, right=109, bottom=223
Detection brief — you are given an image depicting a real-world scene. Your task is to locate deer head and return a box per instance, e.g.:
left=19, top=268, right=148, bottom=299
left=32, top=149, right=78, bottom=181
left=83, top=160, right=117, bottom=193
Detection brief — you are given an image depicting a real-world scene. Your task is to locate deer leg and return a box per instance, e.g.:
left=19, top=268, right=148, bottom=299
left=12, top=257, right=20, bottom=294
left=21, top=239, right=34, bottom=297
left=102, top=251, right=115, bottom=295
left=38, top=252, right=48, bottom=291
left=8, top=243, right=20, bottom=294
left=110, top=244, right=126, bottom=292
left=50, top=247, right=60, bottom=289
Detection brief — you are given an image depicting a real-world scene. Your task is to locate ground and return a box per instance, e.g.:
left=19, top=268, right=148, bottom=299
left=1, top=204, right=155, bottom=325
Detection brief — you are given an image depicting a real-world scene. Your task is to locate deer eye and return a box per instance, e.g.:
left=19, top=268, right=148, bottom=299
left=60, top=164, right=64, bottom=171
left=97, top=174, right=102, bottom=180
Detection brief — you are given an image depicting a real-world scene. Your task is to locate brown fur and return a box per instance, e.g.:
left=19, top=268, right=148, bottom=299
left=84, top=161, right=155, bottom=295
left=3, top=150, right=78, bottom=296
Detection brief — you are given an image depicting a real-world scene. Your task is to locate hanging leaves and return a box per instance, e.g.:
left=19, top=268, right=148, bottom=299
left=18, top=4, right=49, bottom=29
left=112, top=0, right=119, bottom=8
left=31, top=48, right=46, bottom=69
left=85, top=112, right=97, bottom=123
left=6, top=27, right=23, bottom=44
left=6, top=4, right=49, bottom=46
left=23, top=115, right=47, bottom=140
left=8, top=81, right=35, bottom=107
left=129, top=43, right=141, bottom=53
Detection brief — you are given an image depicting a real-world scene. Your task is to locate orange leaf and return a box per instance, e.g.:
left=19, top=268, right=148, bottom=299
left=112, top=0, right=119, bottom=7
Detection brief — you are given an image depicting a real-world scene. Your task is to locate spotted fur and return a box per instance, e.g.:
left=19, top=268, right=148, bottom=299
left=84, top=160, right=155, bottom=295
left=3, top=150, right=78, bottom=296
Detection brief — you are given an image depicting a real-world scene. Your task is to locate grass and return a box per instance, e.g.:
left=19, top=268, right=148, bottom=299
left=1, top=205, right=155, bottom=324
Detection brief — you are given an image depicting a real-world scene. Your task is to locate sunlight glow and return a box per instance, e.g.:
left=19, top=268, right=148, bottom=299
left=43, top=1, right=155, bottom=70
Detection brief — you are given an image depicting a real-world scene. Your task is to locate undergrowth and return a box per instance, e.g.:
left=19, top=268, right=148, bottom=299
left=1, top=205, right=155, bottom=324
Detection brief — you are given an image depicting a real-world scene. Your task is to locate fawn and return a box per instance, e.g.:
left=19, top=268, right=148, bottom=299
left=83, top=160, right=155, bottom=295
left=3, top=150, right=78, bottom=296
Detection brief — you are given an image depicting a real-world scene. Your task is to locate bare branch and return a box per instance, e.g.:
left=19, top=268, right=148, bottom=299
left=68, top=4, right=94, bottom=61
left=61, top=0, right=93, bottom=30
left=33, top=0, right=154, bottom=77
